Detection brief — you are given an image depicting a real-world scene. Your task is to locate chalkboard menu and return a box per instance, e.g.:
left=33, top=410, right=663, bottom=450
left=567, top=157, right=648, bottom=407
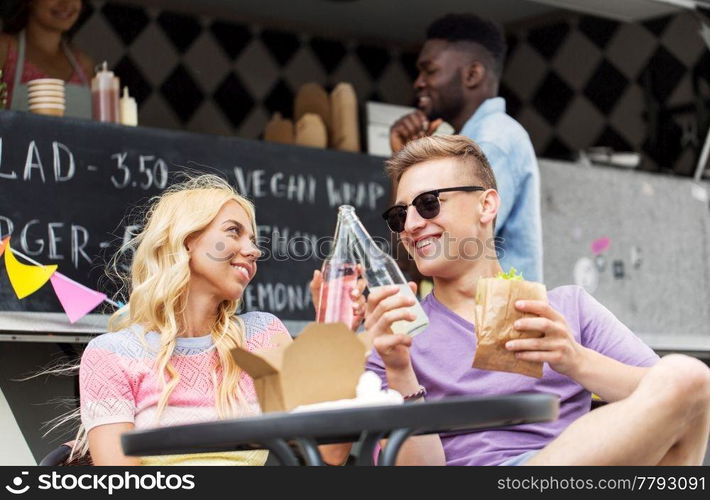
left=0, top=111, right=391, bottom=321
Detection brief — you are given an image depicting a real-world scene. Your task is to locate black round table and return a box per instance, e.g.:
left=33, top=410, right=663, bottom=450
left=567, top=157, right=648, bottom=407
left=122, top=393, right=559, bottom=466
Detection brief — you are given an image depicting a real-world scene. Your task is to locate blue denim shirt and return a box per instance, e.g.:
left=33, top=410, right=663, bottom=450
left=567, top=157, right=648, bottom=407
left=459, top=97, right=543, bottom=282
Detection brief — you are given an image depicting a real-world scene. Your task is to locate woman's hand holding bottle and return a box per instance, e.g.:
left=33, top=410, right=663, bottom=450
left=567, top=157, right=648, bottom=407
left=310, top=264, right=367, bottom=331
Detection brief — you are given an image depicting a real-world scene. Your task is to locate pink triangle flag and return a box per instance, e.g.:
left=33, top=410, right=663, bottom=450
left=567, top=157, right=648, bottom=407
left=49, top=272, right=107, bottom=323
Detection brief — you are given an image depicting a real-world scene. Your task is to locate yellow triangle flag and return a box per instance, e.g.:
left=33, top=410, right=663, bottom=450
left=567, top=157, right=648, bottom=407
left=4, top=242, right=57, bottom=299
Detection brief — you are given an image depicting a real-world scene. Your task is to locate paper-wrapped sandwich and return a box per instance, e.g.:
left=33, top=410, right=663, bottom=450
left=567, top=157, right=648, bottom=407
left=473, top=268, right=547, bottom=378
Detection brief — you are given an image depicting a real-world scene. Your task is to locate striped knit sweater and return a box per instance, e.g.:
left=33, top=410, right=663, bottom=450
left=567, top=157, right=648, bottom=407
left=79, top=312, right=291, bottom=465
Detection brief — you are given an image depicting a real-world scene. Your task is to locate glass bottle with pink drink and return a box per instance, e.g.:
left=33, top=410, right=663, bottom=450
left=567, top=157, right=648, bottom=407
left=340, top=205, right=429, bottom=337
left=316, top=205, right=358, bottom=327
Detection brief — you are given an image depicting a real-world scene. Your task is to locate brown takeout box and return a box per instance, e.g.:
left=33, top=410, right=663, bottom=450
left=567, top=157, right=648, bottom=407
left=231, top=322, right=370, bottom=413
left=473, top=278, right=548, bottom=378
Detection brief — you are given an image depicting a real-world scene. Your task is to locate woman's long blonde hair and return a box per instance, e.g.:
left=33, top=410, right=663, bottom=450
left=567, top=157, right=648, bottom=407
left=110, top=173, right=257, bottom=422
left=62, top=173, right=257, bottom=460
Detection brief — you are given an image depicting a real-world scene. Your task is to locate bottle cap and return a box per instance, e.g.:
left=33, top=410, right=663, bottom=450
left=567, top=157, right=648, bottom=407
left=94, top=61, right=114, bottom=76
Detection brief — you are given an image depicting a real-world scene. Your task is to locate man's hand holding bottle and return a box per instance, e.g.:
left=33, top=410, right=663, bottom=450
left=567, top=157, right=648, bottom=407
left=363, top=282, right=419, bottom=374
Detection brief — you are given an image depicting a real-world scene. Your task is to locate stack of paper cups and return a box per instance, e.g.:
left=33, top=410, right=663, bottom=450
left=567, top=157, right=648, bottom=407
left=27, top=78, right=65, bottom=116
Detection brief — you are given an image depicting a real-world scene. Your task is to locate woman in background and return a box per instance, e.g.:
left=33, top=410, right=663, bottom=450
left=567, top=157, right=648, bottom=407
left=0, top=0, right=94, bottom=117
left=78, top=175, right=292, bottom=465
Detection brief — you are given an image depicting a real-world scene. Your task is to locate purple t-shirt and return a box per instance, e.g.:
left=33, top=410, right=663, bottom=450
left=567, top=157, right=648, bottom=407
left=366, top=285, right=659, bottom=466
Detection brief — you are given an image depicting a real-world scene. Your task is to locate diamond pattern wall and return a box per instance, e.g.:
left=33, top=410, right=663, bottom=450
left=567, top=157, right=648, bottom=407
left=501, top=11, right=710, bottom=174
left=77, top=0, right=420, bottom=144
left=75, top=0, right=422, bottom=145
left=73, top=2, right=708, bottom=175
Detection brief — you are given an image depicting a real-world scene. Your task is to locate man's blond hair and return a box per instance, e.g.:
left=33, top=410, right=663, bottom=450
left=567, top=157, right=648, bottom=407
left=386, top=135, right=497, bottom=191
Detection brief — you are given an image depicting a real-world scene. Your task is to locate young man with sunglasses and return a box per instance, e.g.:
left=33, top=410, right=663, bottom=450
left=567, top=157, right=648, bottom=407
left=362, top=134, right=710, bottom=466
left=390, top=13, right=542, bottom=282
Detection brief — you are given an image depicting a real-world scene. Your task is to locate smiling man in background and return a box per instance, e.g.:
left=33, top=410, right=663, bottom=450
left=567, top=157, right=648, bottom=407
left=390, top=13, right=542, bottom=282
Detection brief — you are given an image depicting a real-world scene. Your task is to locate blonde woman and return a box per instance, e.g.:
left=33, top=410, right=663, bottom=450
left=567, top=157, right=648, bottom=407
left=79, top=174, right=291, bottom=466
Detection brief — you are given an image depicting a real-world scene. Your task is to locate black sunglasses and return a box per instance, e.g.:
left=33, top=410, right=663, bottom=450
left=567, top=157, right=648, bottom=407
left=382, top=186, right=486, bottom=233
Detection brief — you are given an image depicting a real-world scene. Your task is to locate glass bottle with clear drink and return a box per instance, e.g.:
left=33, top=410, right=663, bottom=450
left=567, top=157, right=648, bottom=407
left=338, top=205, right=429, bottom=337
left=316, top=206, right=358, bottom=327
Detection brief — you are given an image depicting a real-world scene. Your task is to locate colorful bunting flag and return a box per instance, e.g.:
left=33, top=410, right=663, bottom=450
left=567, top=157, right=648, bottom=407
left=49, top=272, right=107, bottom=323
left=1, top=238, right=117, bottom=323
left=4, top=242, right=57, bottom=299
